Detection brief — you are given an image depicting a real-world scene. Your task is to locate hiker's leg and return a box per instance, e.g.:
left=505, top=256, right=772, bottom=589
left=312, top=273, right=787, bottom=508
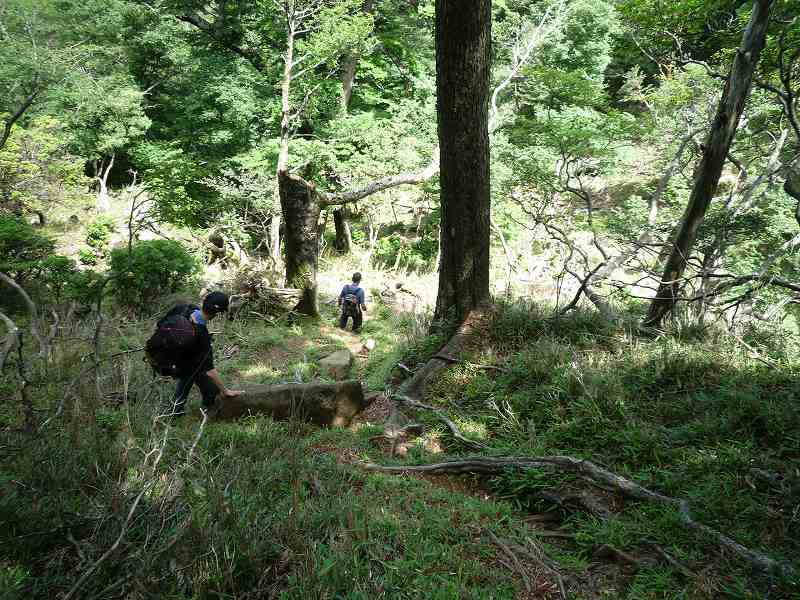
left=172, top=376, right=193, bottom=415
left=194, top=373, right=221, bottom=409
left=352, top=310, right=363, bottom=332
left=339, top=312, right=348, bottom=329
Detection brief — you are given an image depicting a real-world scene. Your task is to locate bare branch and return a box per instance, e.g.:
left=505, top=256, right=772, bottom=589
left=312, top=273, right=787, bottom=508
left=394, top=394, right=489, bottom=451
left=62, top=484, right=150, bottom=600
left=320, top=150, right=440, bottom=206
left=0, top=311, right=18, bottom=372
left=0, top=272, right=46, bottom=358
left=489, top=0, right=568, bottom=133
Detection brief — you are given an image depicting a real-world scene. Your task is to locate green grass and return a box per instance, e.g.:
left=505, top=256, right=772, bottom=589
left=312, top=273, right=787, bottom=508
left=418, top=300, right=800, bottom=598
left=3, top=294, right=800, bottom=598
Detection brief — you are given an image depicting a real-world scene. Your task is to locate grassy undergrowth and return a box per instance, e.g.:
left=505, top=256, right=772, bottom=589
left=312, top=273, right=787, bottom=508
left=2, top=294, right=799, bottom=598
left=416, top=300, right=800, bottom=598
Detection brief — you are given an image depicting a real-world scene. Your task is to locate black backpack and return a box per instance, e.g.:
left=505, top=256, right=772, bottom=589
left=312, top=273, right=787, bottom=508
left=145, top=306, right=199, bottom=376
left=342, top=292, right=360, bottom=317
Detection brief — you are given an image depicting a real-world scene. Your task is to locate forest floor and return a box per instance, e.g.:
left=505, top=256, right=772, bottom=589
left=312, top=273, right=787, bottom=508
left=2, top=276, right=800, bottom=599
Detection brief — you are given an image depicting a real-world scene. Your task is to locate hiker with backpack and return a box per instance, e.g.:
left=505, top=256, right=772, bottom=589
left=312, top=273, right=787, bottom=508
left=338, top=272, right=367, bottom=332
left=146, top=291, right=243, bottom=418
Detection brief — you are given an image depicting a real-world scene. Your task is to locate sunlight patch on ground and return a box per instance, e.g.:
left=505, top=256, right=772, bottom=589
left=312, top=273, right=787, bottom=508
left=240, top=363, right=280, bottom=380
left=455, top=418, right=489, bottom=439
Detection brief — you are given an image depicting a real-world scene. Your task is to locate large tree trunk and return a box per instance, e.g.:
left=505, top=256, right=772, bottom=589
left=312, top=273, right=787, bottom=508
left=644, top=0, right=773, bottom=327
left=279, top=171, right=321, bottom=316
left=214, top=380, right=366, bottom=427
left=333, top=207, right=353, bottom=253
left=432, top=0, right=492, bottom=324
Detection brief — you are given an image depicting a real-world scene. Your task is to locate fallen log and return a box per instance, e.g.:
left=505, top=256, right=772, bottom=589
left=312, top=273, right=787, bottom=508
left=213, top=380, right=366, bottom=427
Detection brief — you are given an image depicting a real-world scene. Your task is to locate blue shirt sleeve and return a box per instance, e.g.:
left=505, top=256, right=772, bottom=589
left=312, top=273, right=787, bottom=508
left=339, top=286, right=347, bottom=299
left=357, top=288, right=365, bottom=305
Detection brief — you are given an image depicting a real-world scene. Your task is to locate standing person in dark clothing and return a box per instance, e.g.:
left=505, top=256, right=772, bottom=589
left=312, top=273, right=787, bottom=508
left=338, top=272, right=367, bottom=332
left=147, top=291, right=243, bottom=418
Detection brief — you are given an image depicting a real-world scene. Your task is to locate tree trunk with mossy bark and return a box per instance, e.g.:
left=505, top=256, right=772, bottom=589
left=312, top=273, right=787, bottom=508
left=333, top=208, right=353, bottom=253
left=433, top=0, right=492, bottom=325
left=279, top=171, right=321, bottom=316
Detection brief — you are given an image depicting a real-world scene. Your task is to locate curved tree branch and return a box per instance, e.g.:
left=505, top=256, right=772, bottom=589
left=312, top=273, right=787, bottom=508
left=320, top=149, right=440, bottom=207
left=0, top=272, right=46, bottom=358
left=362, top=455, right=794, bottom=577
left=0, top=311, right=19, bottom=372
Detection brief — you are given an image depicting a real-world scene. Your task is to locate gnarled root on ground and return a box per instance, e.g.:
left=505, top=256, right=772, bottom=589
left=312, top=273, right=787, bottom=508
left=361, top=455, right=793, bottom=577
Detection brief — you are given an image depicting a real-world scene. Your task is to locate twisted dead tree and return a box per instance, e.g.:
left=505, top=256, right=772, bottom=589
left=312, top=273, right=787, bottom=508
left=362, top=455, right=794, bottom=577
left=645, top=0, right=774, bottom=327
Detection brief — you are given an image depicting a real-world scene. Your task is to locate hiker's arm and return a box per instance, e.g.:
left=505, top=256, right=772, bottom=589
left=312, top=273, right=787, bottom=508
left=206, top=369, right=243, bottom=397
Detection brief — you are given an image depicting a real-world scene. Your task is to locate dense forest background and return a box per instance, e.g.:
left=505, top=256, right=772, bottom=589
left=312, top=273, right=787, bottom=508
left=1, top=0, right=800, bottom=598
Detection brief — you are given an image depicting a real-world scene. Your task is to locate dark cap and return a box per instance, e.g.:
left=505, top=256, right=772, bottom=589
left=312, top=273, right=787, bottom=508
left=203, top=291, right=230, bottom=315
left=352, top=272, right=362, bottom=283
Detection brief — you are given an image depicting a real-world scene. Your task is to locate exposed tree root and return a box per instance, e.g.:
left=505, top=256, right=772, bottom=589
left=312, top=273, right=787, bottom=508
left=394, top=394, right=488, bottom=451
left=592, top=544, right=639, bottom=567
left=488, top=529, right=532, bottom=594
left=643, top=540, right=696, bottom=579
left=391, top=308, right=494, bottom=451
left=400, top=307, right=491, bottom=401
left=361, top=456, right=793, bottom=577
left=499, top=535, right=568, bottom=598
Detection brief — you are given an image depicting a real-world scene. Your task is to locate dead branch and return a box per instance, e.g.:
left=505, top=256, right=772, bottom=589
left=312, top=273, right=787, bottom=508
left=730, top=333, right=778, bottom=369
left=507, top=536, right=568, bottom=599
left=643, top=540, right=696, bottom=578
left=592, top=544, right=639, bottom=567
left=488, top=529, right=532, bottom=593
left=186, top=408, right=209, bottom=464
left=489, top=0, right=568, bottom=134
left=557, top=263, right=606, bottom=317
left=394, top=394, right=489, bottom=450
left=16, top=331, right=34, bottom=432
left=0, top=310, right=18, bottom=371
left=61, top=487, right=147, bottom=600
left=469, top=363, right=509, bottom=374
left=361, top=455, right=793, bottom=576
left=0, top=272, right=47, bottom=358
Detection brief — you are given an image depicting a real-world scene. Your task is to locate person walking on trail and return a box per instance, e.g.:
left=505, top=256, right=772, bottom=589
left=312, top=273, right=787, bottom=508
left=146, top=291, right=243, bottom=418
left=338, top=272, right=367, bottom=332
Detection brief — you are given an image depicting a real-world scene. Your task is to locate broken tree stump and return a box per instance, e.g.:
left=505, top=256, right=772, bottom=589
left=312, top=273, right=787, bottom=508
left=213, top=380, right=366, bottom=427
